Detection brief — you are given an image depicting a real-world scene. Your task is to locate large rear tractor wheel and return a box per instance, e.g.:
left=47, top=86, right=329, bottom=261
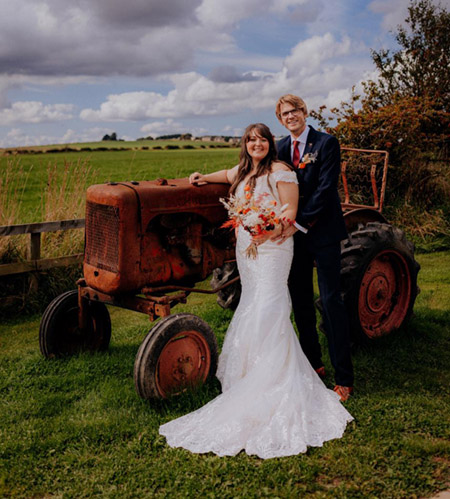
left=340, top=222, right=420, bottom=343
left=134, top=313, right=218, bottom=399
left=40, top=290, right=111, bottom=357
left=211, top=261, right=241, bottom=310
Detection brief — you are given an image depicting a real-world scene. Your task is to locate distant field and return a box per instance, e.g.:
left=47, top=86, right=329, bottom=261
left=1, top=138, right=232, bottom=152
left=1, top=141, right=240, bottom=224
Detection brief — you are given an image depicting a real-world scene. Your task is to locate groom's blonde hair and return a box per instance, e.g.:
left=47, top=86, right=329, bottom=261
left=275, top=94, right=308, bottom=121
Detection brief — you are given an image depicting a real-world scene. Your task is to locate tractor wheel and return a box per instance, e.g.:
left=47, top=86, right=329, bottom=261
left=339, top=222, right=420, bottom=342
left=134, top=313, right=218, bottom=399
left=211, top=261, right=241, bottom=310
left=39, top=290, right=111, bottom=357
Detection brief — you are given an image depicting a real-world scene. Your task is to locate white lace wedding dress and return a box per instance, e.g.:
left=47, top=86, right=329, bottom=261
left=159, top=170, right=353, bottom=459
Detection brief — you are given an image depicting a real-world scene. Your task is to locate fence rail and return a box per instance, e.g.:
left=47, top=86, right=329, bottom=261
left=0, top=219, right=85, bottom=277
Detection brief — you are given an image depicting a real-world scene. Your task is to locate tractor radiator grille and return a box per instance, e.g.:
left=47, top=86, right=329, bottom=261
left=85, top=201, right=120, bottom=272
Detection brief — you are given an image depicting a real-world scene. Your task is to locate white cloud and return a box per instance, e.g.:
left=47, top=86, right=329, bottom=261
left=0, top=101, right=74, bottom=125
left=368, top=0, right=411, bottom=31
left=0, top=0, right=226, bottom=77
left=80, top=32, right=370, bottom=123
left=0, top=126, right=115, bottom=148
left=140, top=119, right=188, bottom=137
left=284, top=33, right=352, bottom=76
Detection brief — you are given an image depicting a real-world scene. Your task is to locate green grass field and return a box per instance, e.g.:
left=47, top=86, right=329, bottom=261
left=1, top=143, right=239, bottom=223
left=0, top=251, right=449, bottom=498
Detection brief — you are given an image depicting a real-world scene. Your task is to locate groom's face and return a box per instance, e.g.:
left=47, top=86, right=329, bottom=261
left=279, top=102, right=306, bottom=137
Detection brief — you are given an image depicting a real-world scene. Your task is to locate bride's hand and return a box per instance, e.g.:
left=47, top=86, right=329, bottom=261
left=189, top=172, right=208, bottom=185
left=253, top=226, right=282, bottom=246
left=272, top=218, right=297, bottom=244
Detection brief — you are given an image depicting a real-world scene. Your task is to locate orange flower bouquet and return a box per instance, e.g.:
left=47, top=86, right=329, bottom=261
left=220, top=185, right=288, bottom=258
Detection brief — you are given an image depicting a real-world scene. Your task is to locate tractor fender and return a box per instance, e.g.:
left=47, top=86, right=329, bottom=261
left=343, top=208, right=388, bottom=234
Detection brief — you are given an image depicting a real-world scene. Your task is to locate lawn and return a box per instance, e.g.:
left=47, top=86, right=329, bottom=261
left=0, top=251, right=449, bottom=498
left=1, top=144, right=239, bottom=223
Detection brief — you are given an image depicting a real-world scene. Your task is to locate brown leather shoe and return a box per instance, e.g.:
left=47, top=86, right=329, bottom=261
left=333, top=385, right=354, bottom=402
left=315, top=366, right=326, bottom=379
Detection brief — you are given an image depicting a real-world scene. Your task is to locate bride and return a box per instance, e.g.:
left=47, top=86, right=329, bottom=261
left=159, top=123, right=353, bottom=459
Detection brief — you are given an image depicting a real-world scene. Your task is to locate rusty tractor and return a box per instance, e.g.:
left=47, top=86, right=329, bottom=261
left=39, top=148, right=420, bottom=399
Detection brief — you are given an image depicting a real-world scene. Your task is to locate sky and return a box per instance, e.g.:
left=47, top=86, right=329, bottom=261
left=0, top=0, right=448, bottom=147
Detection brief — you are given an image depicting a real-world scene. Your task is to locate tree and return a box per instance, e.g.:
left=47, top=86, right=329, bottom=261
left=311, top=0, right=449, bottom=162
left=310, top=0, right=450, bottom=244
left=371, top=0, right=449, bottom=111
left=101, top=132, right=117, bottom=141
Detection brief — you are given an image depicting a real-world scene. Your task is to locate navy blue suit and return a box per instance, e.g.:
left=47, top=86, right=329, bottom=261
left=277, top=126, right=354, bottom=386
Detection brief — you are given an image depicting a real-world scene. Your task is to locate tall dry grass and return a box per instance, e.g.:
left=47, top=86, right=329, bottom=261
left=40, top=159, right=95, bottom=258
left=0, top=158, right=95, bottom=263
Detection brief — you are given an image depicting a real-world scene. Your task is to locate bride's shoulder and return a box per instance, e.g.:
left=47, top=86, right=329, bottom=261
left=271, top=161, right=293, bottom=173
left=269, top=162, right=298, bottom=184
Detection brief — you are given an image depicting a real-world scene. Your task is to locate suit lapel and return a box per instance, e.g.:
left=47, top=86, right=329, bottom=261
left=302, top=126, right=317, bottom=159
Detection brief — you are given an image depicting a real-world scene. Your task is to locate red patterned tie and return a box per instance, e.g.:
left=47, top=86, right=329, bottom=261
left=292, top=140, right=300, bottom=168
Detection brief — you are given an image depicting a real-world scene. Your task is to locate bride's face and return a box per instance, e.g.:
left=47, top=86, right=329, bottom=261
left=246, top=131, right=269, bottom=165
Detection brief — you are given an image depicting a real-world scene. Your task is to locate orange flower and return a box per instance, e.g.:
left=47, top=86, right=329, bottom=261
left=244, top=184, right=251, bottom=191
left=221, top=219, right=239, bottom=229
left=299, top=163, right=306, bottom=169
left=245, top=193, right=251, bottom=199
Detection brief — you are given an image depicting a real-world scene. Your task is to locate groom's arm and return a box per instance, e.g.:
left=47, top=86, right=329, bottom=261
left=296, top=135, right=341, bottom=230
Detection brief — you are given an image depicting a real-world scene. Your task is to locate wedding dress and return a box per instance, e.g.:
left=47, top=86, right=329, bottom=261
left=159, top=170, right=353, bottom=459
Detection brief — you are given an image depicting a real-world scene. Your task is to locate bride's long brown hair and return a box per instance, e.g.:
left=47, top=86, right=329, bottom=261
left=229, top=123, right=278, bottom=196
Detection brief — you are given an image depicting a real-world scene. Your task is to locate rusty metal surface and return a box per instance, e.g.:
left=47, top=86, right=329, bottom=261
left=340, top=148, right=389, bottom=213
left=343, top=208, right=388, bottom=233
left=156, top=329, right=211, bottom=397
left=79, top=283, right=188, bottom=321
left=84, top=178, right=235, bottom=295
left=358, top=249, right=412, bottom=338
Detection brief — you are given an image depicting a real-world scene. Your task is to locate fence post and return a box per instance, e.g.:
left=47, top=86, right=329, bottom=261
left=28, top=232, right=41, bottom=293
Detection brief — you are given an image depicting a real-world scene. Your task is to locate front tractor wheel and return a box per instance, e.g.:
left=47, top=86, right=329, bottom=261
left=340, top=222, right=420, bottom=342
left=39, top=290, right=111, bottom=357
left=134, top=313, right=218, bottom=399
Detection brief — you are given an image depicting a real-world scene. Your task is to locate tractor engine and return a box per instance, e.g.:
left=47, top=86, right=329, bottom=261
left=83, top=178, right=235, bottom=295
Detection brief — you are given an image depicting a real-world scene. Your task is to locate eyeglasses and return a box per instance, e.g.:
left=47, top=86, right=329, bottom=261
left=280, top=108, right=302, bottom=119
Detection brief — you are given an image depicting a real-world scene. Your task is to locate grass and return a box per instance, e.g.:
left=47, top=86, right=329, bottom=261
left=0, top=146, right=239, bottom=223
left=0, top=251, right=449, bottom=498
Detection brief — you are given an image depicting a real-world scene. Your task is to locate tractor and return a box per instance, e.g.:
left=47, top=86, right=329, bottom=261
left=39, top=148, right=420, bottom=399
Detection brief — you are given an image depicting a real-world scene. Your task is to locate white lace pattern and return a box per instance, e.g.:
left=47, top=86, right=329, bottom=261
left=159, top=171, right=353, bottom=459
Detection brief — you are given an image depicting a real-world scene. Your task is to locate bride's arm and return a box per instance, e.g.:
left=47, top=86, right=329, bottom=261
left=269, top=180, right=299, bottom=242
left=189, top=165, right=239, bottom=185
left=252, top=180, right=299, bottom=244
left=278, top=181, right=299, bottom=225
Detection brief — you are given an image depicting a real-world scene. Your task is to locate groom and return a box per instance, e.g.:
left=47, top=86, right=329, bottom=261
left=274, top=94, right=354, bottom=401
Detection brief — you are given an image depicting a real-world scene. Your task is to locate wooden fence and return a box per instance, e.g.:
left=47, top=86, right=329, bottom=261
left=0, top=219, right=85, bottom=278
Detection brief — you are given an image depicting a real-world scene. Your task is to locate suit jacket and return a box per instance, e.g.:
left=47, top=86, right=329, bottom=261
left=277, top=126, right=347, bottom=248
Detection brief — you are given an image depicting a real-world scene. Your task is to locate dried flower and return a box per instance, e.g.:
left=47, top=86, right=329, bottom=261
left=220, top=186, right=288, bottom=258
left=298, top=151, right=318, bottom=169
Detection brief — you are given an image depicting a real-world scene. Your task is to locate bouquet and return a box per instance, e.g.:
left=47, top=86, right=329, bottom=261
left=220, top=185, right=288, bottom=258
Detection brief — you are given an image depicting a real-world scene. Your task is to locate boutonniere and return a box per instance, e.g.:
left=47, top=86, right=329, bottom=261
left=298, top=150, right=318, bottom=169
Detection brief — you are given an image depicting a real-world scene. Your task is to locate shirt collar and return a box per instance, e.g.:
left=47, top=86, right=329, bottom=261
left=291, top=125, right=310, bottom=145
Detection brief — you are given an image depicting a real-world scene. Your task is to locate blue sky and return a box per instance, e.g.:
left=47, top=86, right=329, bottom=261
left=0, top=0, right=446, bottom=147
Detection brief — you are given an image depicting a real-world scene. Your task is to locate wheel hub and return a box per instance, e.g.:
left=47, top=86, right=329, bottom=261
left=359, top=250, right=411, bottom=338
left=156, top=330, right=210, bottom=397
